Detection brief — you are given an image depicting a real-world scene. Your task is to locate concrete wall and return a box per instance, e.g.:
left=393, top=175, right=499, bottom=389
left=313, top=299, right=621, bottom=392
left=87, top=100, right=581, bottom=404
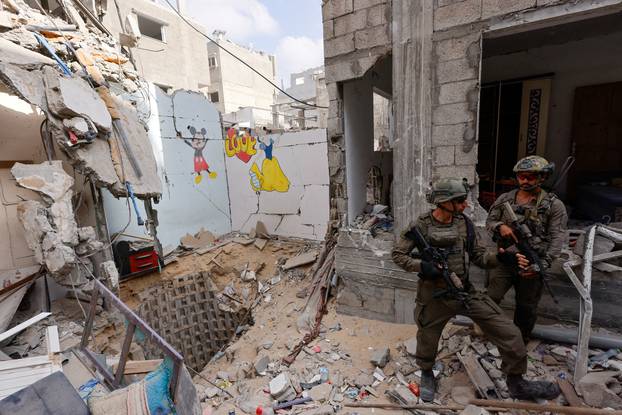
left=105, top=86, right=330, bottom=245
left=103, top=0, right=210, bottom=91
left=104, top=87, right=232, bottom=248
left=322, top=0, right=392, bottom=226
left=226, top=129, right=330, bottom=241
left=207, top=37, right=276, bottom=114
left=482, top=30, right=622, bottom=198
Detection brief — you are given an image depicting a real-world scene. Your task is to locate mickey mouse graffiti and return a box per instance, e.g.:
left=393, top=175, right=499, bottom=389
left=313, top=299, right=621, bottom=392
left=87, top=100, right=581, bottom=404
left=183, top=126, right=217, bottom=184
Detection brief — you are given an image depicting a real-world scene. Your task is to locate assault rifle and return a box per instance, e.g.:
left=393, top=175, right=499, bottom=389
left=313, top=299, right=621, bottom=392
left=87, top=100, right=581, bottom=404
left=405, top=226, right=470, bottom=309
left=499, top=202, right=558, bottom=304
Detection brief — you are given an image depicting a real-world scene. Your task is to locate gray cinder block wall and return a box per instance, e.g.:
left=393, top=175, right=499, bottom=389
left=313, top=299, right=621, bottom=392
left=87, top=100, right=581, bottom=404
left=324, top=0, right=622, bottom=326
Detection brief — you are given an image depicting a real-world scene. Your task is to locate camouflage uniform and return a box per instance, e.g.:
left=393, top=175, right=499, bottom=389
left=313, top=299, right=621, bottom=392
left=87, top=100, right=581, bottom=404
left=486, top=188, right=568, bottom=340
left=392, top=212, right=527, bottom=375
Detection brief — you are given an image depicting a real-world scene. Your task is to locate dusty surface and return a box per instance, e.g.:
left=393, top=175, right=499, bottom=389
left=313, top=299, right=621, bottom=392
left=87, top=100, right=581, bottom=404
left=116, top=236, right=622, bottom=415
left=120, top=236, right=314, bottom=309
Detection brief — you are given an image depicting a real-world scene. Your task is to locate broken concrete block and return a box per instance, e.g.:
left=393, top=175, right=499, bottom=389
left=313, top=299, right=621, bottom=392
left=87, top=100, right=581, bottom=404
left=50, top=192, right=79, bottom=246
left=0, top=11, right=14, bottom=30
left=78, top=226, right=97, bottom=242
left=180, top=228, right=215, bottom=250
left=404, top=337, right=417, bottom=356
left=43, top=66, right=111, bottom=132
left=0, top=37, right=54, bottom=66
left=269, top=372, right=296, bottom=401
left=11, top=161, right=73, bottom=203
left=577, top=371, right=622, bottom=409
left=353, top=373, right=374, bottom=388
left=16, top=200, right=51, bottom=263
left=100, top=261, right=119, bottom=289
left=42, top=232, right=76, bottom=275
left=370, top=347, right=390, bottom=368
left=298, top=405, right=334, bottom=415
left=309, top=382, right=332, bottom=403
left=254, top=355, right=270, bottom=376
left=63, top=116, right=93, bottom=136
left=283, top=251, right=318, bottom=270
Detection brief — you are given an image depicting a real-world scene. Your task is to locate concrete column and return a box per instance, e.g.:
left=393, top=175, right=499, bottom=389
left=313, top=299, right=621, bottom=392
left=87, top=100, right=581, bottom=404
left=391, top=0, right=434, bottom=232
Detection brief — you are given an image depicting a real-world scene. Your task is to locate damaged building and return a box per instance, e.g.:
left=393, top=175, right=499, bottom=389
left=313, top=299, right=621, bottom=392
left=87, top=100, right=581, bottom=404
left=323, top=0, right=622, bottom=328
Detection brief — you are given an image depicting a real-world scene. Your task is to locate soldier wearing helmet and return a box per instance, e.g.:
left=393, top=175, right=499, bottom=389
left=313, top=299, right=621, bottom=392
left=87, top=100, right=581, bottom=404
left=392, top=177, right=560, bottom=403
left=486, top=156, right=568, bottom=342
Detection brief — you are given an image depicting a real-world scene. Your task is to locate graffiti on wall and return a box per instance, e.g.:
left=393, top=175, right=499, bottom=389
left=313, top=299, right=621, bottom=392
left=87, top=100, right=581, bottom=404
left=224, top=127, right=257, bottom=163
left=224, top=127, right=290, bottom=193
left=249, top=138, right=290, bottom=193
left=184, top=126, right=217, bottom=184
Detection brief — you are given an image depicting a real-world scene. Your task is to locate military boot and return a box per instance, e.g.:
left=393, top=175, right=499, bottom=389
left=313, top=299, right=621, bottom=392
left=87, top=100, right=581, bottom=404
left=420, top=369, right=436, bottom=402
left=506, top=375, right=560, bottom=401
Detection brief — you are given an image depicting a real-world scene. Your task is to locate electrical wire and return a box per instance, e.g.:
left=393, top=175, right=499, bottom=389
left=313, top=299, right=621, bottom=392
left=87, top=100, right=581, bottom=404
left=162, top=0, right=328, bottom=109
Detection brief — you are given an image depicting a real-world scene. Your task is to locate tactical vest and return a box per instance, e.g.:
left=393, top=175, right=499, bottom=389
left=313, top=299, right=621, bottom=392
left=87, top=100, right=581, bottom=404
left=416, top=213, right=475, bottom=279
left=501, top=189, right=557, bottom=254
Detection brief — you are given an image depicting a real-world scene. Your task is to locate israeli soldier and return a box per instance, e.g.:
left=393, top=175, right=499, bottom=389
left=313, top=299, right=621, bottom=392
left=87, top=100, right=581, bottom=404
left=392, top=178, right=560, bottom=402
left=486, top=156, right=568, bottom=342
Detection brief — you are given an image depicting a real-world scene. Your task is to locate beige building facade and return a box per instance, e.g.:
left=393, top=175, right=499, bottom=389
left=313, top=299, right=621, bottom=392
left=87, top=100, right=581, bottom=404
left=101, top=0, right=210, bottom=92
left=206, top=32, right=277, bottom=116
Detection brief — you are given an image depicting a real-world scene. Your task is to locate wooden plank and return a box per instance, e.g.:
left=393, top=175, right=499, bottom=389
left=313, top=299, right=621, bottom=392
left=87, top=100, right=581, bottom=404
left=0, top=355, right=51, bottom=371
left=558, top=379, right=586, bottom=407
left=0, top=312, right=51, bottom=343
left=46, top=326, right=60, bottom=354
left=0, top=366, right=54, bottom=389
left=113, top=359, right=162, bottom=375
left=458, top=352, right=498, bottom=399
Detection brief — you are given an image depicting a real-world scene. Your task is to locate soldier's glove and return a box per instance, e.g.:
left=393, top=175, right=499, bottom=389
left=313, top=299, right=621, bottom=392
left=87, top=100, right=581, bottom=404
left=497, top=251, right=517, bottom=266
left=420, top=261, right=443, bottom=280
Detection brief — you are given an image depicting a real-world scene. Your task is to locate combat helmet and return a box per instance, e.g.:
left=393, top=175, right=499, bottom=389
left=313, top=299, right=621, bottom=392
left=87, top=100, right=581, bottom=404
left=427, top=178, right=469, bottom=204
left=513, top=156, right=555, bottom=176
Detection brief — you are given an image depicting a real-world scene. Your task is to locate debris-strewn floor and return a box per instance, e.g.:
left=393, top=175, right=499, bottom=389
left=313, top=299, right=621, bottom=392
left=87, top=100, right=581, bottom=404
left=117, top=235, right=622, bottom=415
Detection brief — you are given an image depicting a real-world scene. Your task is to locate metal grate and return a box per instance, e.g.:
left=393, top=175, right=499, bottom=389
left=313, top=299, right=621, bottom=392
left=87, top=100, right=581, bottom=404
left=137, top=272, right=242, bottom=372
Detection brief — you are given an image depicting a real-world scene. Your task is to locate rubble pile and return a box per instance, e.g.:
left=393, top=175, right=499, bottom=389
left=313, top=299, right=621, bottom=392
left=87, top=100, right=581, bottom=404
left=187, top=253, right=622, bottom=415
left=3, top=296, right=126, bottom=359
left=10, top=161, right=113, bottom=290
left=0, top=0, right=160, bottom=197
left=350, top=204, right=393, bottom=235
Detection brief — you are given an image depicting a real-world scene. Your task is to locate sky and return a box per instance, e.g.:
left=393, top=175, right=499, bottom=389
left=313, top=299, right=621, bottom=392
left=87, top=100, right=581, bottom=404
left=182, top=0, right=324, bottom=88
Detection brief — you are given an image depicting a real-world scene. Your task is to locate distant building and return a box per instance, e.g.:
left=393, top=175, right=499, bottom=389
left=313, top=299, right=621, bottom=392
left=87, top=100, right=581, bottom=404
left=101, top=0, right=210, bottom=92
left=273, top=67, right=328, bottom=130
left=206, top=31, right=277, bottom=127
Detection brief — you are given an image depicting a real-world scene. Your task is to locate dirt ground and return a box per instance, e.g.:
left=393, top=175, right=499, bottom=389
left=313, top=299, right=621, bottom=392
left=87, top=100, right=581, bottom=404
left=118, top=236, right=591, bottom=415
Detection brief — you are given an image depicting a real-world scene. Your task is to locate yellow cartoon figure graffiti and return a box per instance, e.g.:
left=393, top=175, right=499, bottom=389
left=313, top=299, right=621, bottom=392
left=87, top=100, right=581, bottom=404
left=249, top=138, right=289, bottom=192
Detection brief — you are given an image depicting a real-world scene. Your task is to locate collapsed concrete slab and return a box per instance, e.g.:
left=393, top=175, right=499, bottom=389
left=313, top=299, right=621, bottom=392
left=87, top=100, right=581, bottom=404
left=11, top=161, right=74, bottom=202
left=41, top=232, right=76, bottom=275
left=16, top=200, right=51, bottom=263
left=43, top=66, right=112, bottom=132
left=67, top=94, right=161, bottom=198
left=0, top=37, right=54, bottom=67
left=50, top=192, right=79, bottom=246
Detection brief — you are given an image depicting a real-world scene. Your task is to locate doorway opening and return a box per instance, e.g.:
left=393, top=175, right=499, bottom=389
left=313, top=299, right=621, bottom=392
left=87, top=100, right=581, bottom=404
left=343, top=55, right=393, bottom=228
left=478, top=12, right=622, bottom=223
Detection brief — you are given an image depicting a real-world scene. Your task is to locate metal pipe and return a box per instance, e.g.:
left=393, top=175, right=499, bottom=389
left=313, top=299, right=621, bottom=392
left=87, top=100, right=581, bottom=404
left=453, top=316, right=622, bottom=349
